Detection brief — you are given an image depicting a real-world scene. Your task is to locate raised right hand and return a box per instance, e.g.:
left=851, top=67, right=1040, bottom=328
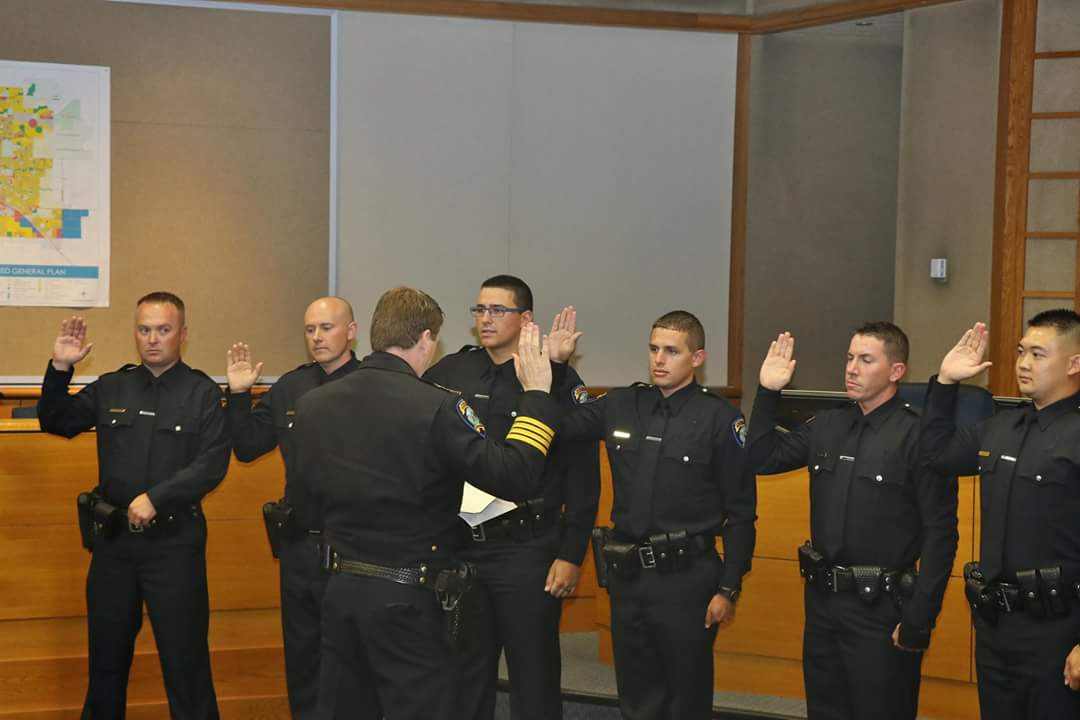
left=938, top=322, right=992, bottom=384
left=759, top=332, right=796, bottom=391
left=52, top=316, right=94, bottom=371
left=226, top=342, right=264, bottom=393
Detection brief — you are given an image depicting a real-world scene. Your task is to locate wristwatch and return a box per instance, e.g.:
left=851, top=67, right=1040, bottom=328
left=717, top=585, right=740, bottom=603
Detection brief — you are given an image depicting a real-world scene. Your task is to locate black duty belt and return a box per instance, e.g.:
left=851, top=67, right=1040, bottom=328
left=596, top=529, right=715, bottom=582
left=965, top=562, right=1080, bottom=623
left=321, top=547, right=427, bottom=586
left=798, top=542, right=915, bottom=604
left=468, top=500, right=562, bottom=543
left=626, top=532, right=712, bottom=569
left=123, top=504, right=202, bottom=536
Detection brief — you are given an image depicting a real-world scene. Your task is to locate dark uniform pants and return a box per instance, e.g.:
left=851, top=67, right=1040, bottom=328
left=608, top=551, right=722, bottom=720
left=318, top=573, right=457, bottom=720
left=973, top=607, right=1080, bottom=720
left=457, top=533, right=563, bottom=720
left=802, top=585, right=922, bottom=720
left=82, top=532, right=218, bottom=720
left=279, top=533, right=328, bottom=720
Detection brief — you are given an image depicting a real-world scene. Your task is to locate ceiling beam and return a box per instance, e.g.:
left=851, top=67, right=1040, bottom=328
left=752, top=0, right=965, bottom=33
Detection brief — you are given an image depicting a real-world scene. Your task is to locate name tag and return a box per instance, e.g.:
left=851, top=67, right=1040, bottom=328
left=1001, top=455, right=1017, bottom=463
left=138, top=410, right=156, bottom=417
left=613, top=430, right=631, bottom=439
left=474, top=393, right=490, bottom=400
left=645, top=435, right=663, bottom=443
left=839, top=455, right=855, bottom=462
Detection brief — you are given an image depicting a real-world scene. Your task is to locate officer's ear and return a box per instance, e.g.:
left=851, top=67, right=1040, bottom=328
left=889, top=361, right=907, bottom=384
left=691, top=348, right=706, bottom=370
left=1067, top=352, right=1080, bottom=377
left=346, top=320, right=358, bottom=343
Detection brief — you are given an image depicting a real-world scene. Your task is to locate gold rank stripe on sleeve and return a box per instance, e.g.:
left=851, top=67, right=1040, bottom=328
left=505, top=416, right=556, bottom=456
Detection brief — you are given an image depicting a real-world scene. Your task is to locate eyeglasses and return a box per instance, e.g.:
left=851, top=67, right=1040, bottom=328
left=469, top=304, right=527, bottom=319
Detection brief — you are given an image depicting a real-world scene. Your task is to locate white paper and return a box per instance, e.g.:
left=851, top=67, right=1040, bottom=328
left=459, top=482, right=517, bottom=527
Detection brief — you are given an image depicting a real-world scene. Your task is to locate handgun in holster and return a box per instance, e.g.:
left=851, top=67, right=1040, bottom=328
left=432, top=562, right=475, bottom=650
left=261, top=499, right=294, bottom=559
left=591, top=527, right=614, bottom=588
left=76, top=491, right=124, bottom=551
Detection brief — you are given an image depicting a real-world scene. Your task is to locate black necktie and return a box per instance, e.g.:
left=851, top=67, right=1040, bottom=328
left=819, top=416, right=866, bottom=560
left=625, top=398, right=670, bottom=540
left=981, top=407, right=1036, bottom=579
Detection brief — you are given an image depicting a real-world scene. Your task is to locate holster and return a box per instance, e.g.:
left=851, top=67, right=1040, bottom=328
left=963, top=561, right=998, bottom=625
left=76, top=491, right=123, bottom=551
left=602, top=540, right=640, bottom=582
left=798, top=542, right=827, bottom=590
left=433, top=562, right=475, bottom=651
left=591, top=527, right=613, bottom=588
left=649, top=530, right=693, bottom=573
left=261, top=499, right=293, bottom=559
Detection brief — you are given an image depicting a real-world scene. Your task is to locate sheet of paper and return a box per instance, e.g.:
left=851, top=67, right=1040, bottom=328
left=459, top=482, right=517, bottom=527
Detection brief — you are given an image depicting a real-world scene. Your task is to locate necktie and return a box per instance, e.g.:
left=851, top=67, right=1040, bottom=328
left=818, top=416, right=866, bottom=560
left=980, top=407, right=1035, bottom=580
left=624, top=398, right=670, bottom=540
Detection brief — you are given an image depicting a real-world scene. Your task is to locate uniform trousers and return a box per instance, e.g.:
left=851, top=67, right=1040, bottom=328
left=278, top=532, right=328, bottom=720
left=83, top=529, right=217, bottom=720
left=317, top=573, right=457, bottom=720
left=608, top=551, right=722, bottom=720
left=802, top=585, right=922, bottom=720
left=457, top=531, right=563, bottom=720
left=973, top=606, right=1080, bottom=720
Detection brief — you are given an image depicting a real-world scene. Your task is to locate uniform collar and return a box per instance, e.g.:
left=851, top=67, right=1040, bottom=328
left=849, top=391, right=902, bottom=432
left=646, top=379, right=699, bottom=417
left=136, top=360, right=188, bottom=388
left=1025, top=389, right=1080, bottom=431
left=321, top=351, right=360, bottom=382
left=360, top=351, right=417, bottom=377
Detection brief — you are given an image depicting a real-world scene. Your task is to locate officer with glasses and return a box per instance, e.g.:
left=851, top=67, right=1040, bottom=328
left=424, top=274, right=600, bottom=720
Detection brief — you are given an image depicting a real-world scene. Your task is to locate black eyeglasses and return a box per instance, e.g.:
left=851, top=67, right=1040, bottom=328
left=469, top=304, right=527, bottom=319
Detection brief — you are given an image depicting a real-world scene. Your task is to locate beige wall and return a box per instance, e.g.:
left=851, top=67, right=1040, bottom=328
left=743, top=27, right=903, bottom=402
left=894, top=0, right=1001, bottom=384
left=1, top=0, right=330, bottom=379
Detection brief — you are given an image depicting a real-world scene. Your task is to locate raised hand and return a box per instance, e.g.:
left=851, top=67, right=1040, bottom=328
left=938, top=322, right=992, bottom=384
left=52, top=316, right=94, bottom=371
left=513, top=323, right=552, bottom=393
left=759, top=332, right=797, bottom=391
left=548, top=306, right=583, bottom=364
left=226, top=342, right=264, bottom=393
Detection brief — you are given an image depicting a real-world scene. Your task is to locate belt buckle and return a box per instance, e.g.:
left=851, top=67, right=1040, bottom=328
left=638, top=545, right=656, bottom=569
left=128, top=522, right=143, bottom=534
left=470, top=525, right=486, bottom=543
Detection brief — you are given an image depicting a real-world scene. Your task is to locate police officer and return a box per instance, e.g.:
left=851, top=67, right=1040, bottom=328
left=293, top=287, right=561, bottom=720
left=920, top=313, right=1080, bottom=719
left=559, top=310, right=756, bottom=720
left=748, top=323, right=958, bottom=720
left=423, top=275, right=600, bottom=720
left=225, top=296, right=360, bottom=719
left=37, top=292, right=230, bottom=720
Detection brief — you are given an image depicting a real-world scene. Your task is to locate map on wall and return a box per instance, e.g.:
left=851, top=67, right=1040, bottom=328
left=0, top=60, right=110, bottom=307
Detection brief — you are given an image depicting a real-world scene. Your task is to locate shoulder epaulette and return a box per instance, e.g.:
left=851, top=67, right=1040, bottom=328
left=189, top=367, right=219, bottom=385
left=119, top=363, right=138, bottom=372
left=901, top=402, right=921, bottom=416
left=460, top=344, right=482, bottom=353
left=424, top=378, right=462, bottom=395
left=630, top=381, right=653, bottom=389
left=698, top=386, right=727, bottom=401
left=295, top=361, right=317, bottom=372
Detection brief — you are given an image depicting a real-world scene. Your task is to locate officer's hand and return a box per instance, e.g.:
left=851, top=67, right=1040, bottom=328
left=544, top=559, right=581, bottom=598
left=891, top=623, right=922, bottom=652
left=704, top=594, right=735, bottom=628
left=759, top=332, right=796, bottom=391
left=52, top=316, right=94, bottom=372
left=548, top=307, right=583, bottom=364
left=226, top=342, right=264, bottom=393
left=1064, top=644, right=1080, bottom=690
left=127, top=493, right=157, bottom=527
left=938, top=322, right=992, bottom=384
left=513, top=323, right=552, bottom=393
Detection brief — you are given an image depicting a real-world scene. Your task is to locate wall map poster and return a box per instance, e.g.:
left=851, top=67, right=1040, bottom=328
left=0, top=60, right=110, bottom=307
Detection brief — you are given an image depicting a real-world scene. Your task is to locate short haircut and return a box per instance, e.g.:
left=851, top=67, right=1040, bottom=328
left=481, top=274, right=533, bottom=312
left=370, top=287, right=444, bottom=352
left=853, top=321, right=909, bottom=364
left=652, top=310, right=705, bottom=352
left=136, top=291, right=186, bottom=322
left=1028, top=308, right=1080, bottom=347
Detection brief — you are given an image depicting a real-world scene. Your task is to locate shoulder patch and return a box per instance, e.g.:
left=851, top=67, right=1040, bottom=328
left=571, top=384, right=598, bottom=405
left=731, top=416, right=747, bottom=448
left=456, top=398, right=486, bottom=437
